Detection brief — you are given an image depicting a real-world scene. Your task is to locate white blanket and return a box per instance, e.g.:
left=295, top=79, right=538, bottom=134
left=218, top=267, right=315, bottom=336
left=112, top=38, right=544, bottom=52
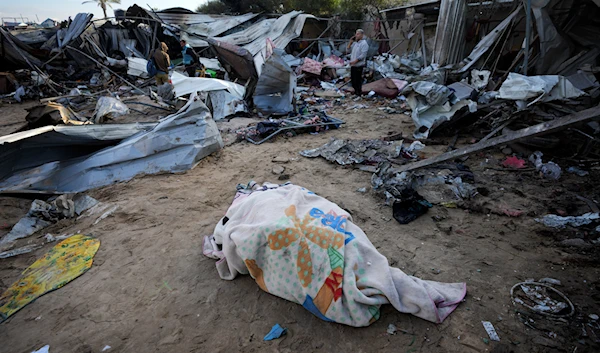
left=204, top=183, right=466, bottom=326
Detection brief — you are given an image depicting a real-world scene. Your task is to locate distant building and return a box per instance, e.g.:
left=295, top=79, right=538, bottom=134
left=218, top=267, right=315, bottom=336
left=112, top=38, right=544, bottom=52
left=41, top=18, right=59, bottom=28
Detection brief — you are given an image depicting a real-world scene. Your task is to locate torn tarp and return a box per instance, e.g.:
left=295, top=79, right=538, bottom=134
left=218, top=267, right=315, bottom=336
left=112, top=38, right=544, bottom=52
left=0, top=94, right=223, bottom=194
left=171, top=71, right=245, bottom=98
left=254, top=49, right=296, bottom=115
left=498, top=73, right=585, bottom=102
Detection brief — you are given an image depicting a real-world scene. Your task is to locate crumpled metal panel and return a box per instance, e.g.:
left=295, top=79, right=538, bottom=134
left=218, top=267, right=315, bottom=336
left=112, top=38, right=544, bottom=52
left=171, top=71, right=245, bottom=98
left=207, top=90, right=248, bottom=121
left=207, top=39, right=257, bottom=80
left=254, top=49, right=296, bottom=115
left=0, top=123, right=156, bottom=182
left=0, top=96, right=223, bottom=194
left=56, top=13, right=93, bottom=49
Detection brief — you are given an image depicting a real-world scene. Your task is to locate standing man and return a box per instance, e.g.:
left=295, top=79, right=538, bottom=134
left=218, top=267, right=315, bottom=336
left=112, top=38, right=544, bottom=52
left=347, top=29, right=369, bottom=96
left=180, top=39, right=199, bottom=77
left=152, top=42, right=171, bottom=85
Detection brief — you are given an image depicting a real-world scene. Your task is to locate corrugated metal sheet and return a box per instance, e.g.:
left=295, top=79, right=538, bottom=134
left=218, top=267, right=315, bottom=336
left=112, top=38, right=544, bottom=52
left=254, top=49, right=296, bottom=115
left=182, top=13, right=260, bottom=38
left=0, top=96, right=223, bottom=194
left=154, top=12, right=221, bottom=25
left=57, top=13, right=93, bottom=49
left=432, top=0, right=466, bottom=66
left=217, top=19, right=276, bottom=46
left=207, top=39, right=257, bottom=81
left=253, top=14, right=315, bottom=76
left=242, top=11, right=303, bottom=56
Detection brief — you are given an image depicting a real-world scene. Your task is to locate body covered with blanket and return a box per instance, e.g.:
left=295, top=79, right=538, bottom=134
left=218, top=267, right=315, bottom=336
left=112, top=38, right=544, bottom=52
left=204, top=183, right=466, bottom=326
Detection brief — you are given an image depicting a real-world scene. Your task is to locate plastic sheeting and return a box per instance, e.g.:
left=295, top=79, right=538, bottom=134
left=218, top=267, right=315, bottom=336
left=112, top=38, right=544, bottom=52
left=498, top=73, right=585, bottom=102
left=0, top=95, right=223, bottom=194
left=254, top=49, right=296, bottom=115
left=171, top=71, right=245, bottom=98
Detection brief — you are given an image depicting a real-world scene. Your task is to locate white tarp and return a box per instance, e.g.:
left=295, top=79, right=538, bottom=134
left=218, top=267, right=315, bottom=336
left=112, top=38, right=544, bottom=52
left=0, top=95, right=223, bottom=194
left=200, top=58, right=223, bottom=71
left=171, top=71, right=245, bottom=98
left=498, top=73, right=585, bottom=102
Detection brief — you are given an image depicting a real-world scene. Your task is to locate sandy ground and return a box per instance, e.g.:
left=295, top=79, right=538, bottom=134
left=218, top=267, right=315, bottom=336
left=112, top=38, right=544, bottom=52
left=1, top=99, right=599, bottom=353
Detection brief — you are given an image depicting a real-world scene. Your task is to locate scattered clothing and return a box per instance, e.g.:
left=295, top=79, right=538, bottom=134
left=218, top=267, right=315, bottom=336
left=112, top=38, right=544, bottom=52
left=502, top=156, right=527, bottom=169
left=392, top=188, right=433, bottom=224
left=264, top=324, right=287, bottom=341
left=0, top=235, right=100, bottom=322
left=204, top=183, right=466, bottom=327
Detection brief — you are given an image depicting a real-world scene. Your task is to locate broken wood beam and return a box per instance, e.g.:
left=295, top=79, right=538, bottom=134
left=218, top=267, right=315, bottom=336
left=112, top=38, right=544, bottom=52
left=396, top=105, right=600, bottom=173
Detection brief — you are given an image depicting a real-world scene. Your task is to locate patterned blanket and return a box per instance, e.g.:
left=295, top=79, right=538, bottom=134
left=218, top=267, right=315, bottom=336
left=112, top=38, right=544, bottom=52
left=204, top=183, right=466, bottom=326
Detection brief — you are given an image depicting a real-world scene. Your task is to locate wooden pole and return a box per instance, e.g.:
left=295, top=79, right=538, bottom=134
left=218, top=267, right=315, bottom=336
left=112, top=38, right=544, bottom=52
left=395, top=105, right=600, bottom=173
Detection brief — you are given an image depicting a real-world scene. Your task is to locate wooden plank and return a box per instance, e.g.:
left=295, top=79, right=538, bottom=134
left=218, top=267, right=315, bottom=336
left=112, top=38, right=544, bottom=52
left=396, top=105, right=600, bottom=173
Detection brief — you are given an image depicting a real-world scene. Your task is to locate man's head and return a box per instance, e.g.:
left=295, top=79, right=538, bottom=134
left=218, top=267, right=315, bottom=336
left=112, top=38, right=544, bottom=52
left=180, top=40, right=186, bottom=48
left=355, top=29, right=364, bottom=41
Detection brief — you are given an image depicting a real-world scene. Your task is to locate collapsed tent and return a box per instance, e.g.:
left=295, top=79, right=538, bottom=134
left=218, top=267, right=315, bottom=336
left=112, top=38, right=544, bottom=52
left=204, top=182, right=466, bottom=326
left=0, top=94, right=223, bottom=194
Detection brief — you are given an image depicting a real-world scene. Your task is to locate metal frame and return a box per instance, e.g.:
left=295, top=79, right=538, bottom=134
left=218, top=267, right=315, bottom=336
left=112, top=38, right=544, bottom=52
left=246, top=115, right=345, bottom=145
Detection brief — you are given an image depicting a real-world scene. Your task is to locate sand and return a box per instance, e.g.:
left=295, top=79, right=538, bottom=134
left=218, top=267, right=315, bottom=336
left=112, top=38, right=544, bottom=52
left=0, top=101, right=598, bottom=353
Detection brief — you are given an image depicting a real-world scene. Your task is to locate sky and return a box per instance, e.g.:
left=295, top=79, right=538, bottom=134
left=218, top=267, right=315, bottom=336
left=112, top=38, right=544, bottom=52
left=1, top=0, right=208, bottom=23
